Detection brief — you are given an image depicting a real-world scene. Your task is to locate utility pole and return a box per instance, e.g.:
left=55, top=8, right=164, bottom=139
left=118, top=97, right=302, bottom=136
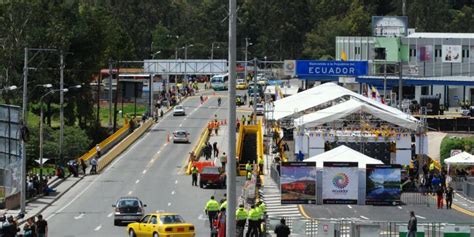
left=20, top=48, right=28, bottom=213
left=226, top=0, right=237, bottom=235
left=244, top=38, right=251, bottom=81
left=398, top=61, right=403, bottom=109
left=108, top=60, right=113, bottom=127
left=253, top=58, right=258, bottom=123
left=59, top=50, right=64, bottom=165
left=383, top=61, right=387, bottom=100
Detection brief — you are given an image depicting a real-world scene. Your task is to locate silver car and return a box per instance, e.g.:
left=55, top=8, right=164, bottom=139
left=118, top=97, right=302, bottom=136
left=173, top=130, right=190, bottom=143
left=173, top=105, right=186, bottom=116
left=112, top=197, right=146, bottom=226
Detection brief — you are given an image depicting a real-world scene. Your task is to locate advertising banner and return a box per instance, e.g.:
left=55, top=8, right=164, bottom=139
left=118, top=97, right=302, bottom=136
left=322, top=162, right=358, bottom=204
left=372, top=16, right=408, bottom=37
left=296, top=60, right=368, bottom=78
left=280, top=162, right=317, bottom=204
left=283, top=60, right=296, bottom=77
left=442, top=45, right=462, bottom=63
left=417, top=45, right=433, bottom=62
left=366, top=164, right=401, bottom=205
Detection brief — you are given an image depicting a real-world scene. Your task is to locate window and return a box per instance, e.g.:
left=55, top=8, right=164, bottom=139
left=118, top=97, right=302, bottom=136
left=374, top=48, right=386, bottom=60
left=150, top=216, right=158, bottom=224
left=354, top=47, right=361, bottom=55
left=462, top=50, right=465, bottom=58
left=409, top=48, right=417, bottom=57
left=141, top=215, right=151, bottom=223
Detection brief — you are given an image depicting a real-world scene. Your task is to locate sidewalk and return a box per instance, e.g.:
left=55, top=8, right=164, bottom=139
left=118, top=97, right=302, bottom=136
left=206, top=124, right=229, bottom=168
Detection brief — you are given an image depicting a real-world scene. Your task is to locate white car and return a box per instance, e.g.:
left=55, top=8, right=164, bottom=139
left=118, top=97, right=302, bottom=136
left=173, top=130, right=190, bottom=143
left=256, top=103, right=264, bottom=115
left=173, top=105, right=186, bottom=116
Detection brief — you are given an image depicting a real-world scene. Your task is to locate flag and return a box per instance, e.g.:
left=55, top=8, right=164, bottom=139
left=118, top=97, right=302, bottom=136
left=341, top=51, right=348, bottom=61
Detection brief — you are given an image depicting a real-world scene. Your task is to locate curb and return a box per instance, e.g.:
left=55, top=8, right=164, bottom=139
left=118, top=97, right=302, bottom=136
left=185, top=127, right=210, bottom=175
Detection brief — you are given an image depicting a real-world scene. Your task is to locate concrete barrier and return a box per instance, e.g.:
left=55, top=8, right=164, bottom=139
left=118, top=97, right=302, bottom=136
left=186, top=127, right=210, bottom=175
left=97, top=119, right=155, bottom=172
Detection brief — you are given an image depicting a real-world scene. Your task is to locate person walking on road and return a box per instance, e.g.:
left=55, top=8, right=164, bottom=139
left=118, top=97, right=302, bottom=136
left=236, top=204, right=248, bottom=237
left=220, top=152, right=227, bottom=170
left=246, top=205, right=261, bottom=237
left=95, top=144, right=101, bottom=158
left=274, top=218, right=290, bottom=237
left=245, top=161, right=253, bottom=175
left=205, top=196, right=220, bottom=229
left=436, top=184, right=444, bottom=209
left=207, top=142, right=213, bottom=160
left=241, top=115, right=246, bottom=126
left=407, top=211, right=417, bottom=237
left=445, top=186, right=454, bottom=209
left=191, top=166, right=199, bottom=186
left=36, top=214, right=48, bottom=237
left=213, top=142, right=219, bottom=158
left=214, top=120, right=220, bottom=136
left=90, top=157, right=98, bottom=175
left=80, top=158, right=87, bottom=176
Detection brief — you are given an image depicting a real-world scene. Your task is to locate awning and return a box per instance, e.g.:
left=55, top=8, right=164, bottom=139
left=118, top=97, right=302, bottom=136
left=303, top=145, right=383, bottom=168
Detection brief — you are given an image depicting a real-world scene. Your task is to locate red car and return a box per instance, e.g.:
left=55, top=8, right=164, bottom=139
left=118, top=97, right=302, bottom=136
left=199, top=167, right=225, bottom=188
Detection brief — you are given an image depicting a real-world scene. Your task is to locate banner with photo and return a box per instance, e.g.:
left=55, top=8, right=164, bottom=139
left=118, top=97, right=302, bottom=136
left=322, top=162, right=358, bottom=204
left=366, top=164, right=401, bottom=205
left=417, top=45, right=433, bottom=62
left=442, top=45, right=462, bottom=63
left=280, top=162, right=317, bottom=204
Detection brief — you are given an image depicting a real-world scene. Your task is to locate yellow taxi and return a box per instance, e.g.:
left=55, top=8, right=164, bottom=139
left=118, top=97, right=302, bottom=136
left=236, top=79, right=248, bottom=90
left=127, top=212, right=195, bottom=237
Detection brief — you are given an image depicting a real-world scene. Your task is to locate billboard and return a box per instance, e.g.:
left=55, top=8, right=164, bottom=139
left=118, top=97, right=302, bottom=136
left=442, top=45, right=462, bottom=63
left=280, top=162, right=317, bottom=204
left=418, top=45, right=433, bottom=62
left=322, top=162, right=358, bottom=204
left=372, top=16, right=408, bottom=37
left=0, top=105, right=22, bottom=199
left=283, top=60, right=296, bottom=77
left=296, top=60, right=368, bottom=78
left=366, top=164, right=401, bottom=205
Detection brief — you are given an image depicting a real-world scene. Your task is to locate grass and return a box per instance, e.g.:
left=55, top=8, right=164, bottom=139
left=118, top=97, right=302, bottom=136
left=99, top=103, right=147, bottom=126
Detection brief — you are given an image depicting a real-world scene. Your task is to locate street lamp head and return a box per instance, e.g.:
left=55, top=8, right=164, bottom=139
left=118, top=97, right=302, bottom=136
left=7, top=85, right=18, bottom=91
left=189, top=44, right=194, bottom=47
left=62, top=88, right=69, bottom=92
left=43, top=84, right=53, bottom=88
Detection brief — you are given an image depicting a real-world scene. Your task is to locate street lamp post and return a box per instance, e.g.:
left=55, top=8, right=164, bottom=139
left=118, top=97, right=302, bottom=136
left=211, top=42, right=221, bottom=60
left=184, top=44, right=194, bottom=85
left=244, top=38, right=253, bottom=81
left=151, top=51, right=161, bottom=59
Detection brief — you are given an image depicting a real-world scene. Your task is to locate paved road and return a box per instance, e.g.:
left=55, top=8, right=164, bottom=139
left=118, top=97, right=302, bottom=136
left=43, top=93, right=229, bottom=236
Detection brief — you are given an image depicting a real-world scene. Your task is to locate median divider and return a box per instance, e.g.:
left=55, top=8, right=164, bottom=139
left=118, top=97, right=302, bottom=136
left=97, top=119, right=155, bottom=172
left=186, top=127, right=210, bottom=175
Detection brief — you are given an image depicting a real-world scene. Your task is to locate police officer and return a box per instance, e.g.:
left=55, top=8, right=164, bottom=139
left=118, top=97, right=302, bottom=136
left=245, top=161, right=253, bottom=175
left=205, top=196, right=220, bottom=229
left=220, top=194, right=227, bottom=211
left=257, top=201, right=267, bottom=235
left=246, top=205, right=261, bottom=237
left=258, top=156, right=264, bottom=175
left=236, top=204, right=248, bottom=237
left=191, top=166, right=199, bottom=186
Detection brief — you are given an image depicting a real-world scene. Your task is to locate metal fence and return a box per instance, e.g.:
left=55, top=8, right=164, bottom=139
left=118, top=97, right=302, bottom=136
left=266, top=216, right=474, bottom=237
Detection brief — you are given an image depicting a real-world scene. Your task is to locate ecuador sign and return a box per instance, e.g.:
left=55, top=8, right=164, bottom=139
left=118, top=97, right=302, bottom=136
left=322, top=162, right=358, bottom=204
left=296, top=60, right=368, bottom=77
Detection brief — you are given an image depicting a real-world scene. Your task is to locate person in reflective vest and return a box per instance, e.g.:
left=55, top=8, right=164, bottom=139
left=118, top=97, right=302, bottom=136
left=246, top=205, right=261, bottom=237
left=246, top=171, right=252, bottom=180
left=245, top=161, right=253, bottom=174
left=191, top=166, right=199, bottom=186
left=257, top=201, right=267, bottom=234
left=236, top=204, right=248, bottom=237
left=205, top=196, right=220, bottom=229
left=258, top=157, right=264, bottom=175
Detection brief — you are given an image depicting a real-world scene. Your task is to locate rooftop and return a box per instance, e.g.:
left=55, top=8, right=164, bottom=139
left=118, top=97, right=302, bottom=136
left=407, top=32, right=474, bottom=39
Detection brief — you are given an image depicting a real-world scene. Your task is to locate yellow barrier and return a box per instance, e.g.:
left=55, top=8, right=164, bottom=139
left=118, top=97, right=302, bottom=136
left=186, top=127, right=210, bottom=175
left=97, top=119, right=154, bottom=172
left=77, top=121, right=130, bottom=163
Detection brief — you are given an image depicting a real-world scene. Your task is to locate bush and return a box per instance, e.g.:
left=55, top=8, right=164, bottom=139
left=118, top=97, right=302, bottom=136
left=440, top=136, right=474, bottom=164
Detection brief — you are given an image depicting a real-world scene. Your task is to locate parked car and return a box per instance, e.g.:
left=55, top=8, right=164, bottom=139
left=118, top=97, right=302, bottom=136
left=173, top=105, right=186, bottom=116
left=256, top=103, right=264, bottom=115
left=113, top=197, right=146, bottom=226
left=199, top=166, right=225, bottom=188
left=236, top=79, right=248, bottom=90
left=173, top=130, right=190, bottom=143
left=127, top=212, right=195, bottom=237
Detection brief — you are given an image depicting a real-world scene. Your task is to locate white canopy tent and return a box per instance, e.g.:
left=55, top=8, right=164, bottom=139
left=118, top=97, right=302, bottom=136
left=294, top=99, right=419, bottom=130
left=444, top=152, right=474, bottom=166
left=303, top=145, right=384, bottom=168
left=273, top=82, right=417, bottom=122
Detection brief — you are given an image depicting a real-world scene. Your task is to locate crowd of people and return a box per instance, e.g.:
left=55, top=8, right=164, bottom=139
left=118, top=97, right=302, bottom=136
left=0, top=213, right=47, bottom=237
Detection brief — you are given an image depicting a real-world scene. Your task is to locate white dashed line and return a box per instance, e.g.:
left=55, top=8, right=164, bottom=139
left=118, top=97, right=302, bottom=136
left=168, top=202, right=172, bottom=206
left=128, top=191, right=133, bottom=195
left=142, top=170, right=147, bottom=174
left=175, top=180, right=178, bottom=184
left=94, top=225, right=102, bottom=231
left=171, top=191, right=175, bottom=195
left=107, top=213, right=113, bottom=218
left=360, top=216, right=369, bottom=220
left=398, top=206, right=403, bottom=209
left=179, top=124, right=183, bottom=127
left=136, top=179, right=140, bottom=184
left=74, top=213, right=84, bottom=220
left=416, top=215, right=426, bottom=220
left=347, top=205, right=352, bottom=209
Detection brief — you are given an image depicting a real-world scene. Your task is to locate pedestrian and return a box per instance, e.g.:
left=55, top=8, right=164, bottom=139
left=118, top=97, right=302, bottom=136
left=80, top=158, right=87, bottom=176
left=246, top=205, right=261, bottom=237
left=436, top=184, right=444, bottom=209
left=236, top=204, right=248, bottom=237
left=257, top=201, right=267, bottom=234
left=220, top=152, right=227, bottom=170
left=90, top=157, right=98, bottom=175
left=247, top=114, right=252, bottom=125
left=245, top=161, right=253, bottom=175
left=95, top=144, right=101, bottom=158
left=36, top=214, right=48, bottom=237
left=407, top=211, right=417, bottom=237
left=258, top=156, right=264, bottom=175
left=241, top=115, right=246, bottom=126
left=23, top=217, right=36, bottom=237
left=213, top=142, right=219, bottom=158
left=207, top=142, right=213, bottom=160
left=191, top=165, right=199, bottom=186
left=445, top=186, right=453, bottom=209
left=208, top=121, right=214, bottom=136
left=214, top=120, right=220, bottom=136
left=274, top=218, right=291, bottom=237
left=205, top=196, right=220, bottom=229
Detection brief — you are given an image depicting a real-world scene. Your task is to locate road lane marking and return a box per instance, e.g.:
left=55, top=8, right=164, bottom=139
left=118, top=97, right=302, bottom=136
left=198, top=214, right=207, bottom=220
left=128, top=191, right=133, bottom=195
left=94, top=225, right=102, bottom=231
left=142, top=170, right=147, bottom=174
left=171, top=191, right=175, bottom=195
left=179, top=124, right=183, bottom=127
left=168, top=202, right=171, bottom=206
left=107, top=213, right=113, bottom=218
left=347, top=205, right=352, bottom=209
left=136, top=179, right=140, bottom=184
left=398, top=206, right=403, bottom=209
left=360, top=216, right=369, bottom=220
left=74, top=213, right=84, bottom=220
left=416, top=215, right=426, bottom=220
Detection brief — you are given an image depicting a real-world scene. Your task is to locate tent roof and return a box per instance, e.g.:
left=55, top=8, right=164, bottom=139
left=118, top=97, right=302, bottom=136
left=444, top=152, right=474, bottom=165
left=294, top=99, right=419, bottom=130
left=303, top=145, right=384, bottom=168
left=273, top=82, right=417, bottom=123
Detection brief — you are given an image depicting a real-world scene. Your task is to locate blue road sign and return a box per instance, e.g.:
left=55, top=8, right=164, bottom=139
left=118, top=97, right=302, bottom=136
left=296, top=60, right=368, bottom=78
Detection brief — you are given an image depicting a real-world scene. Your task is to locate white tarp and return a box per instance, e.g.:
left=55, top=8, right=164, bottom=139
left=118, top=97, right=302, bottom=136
left=444, top=151, right=474, bottom=165
left=273, top=82, right=417, bottom=123
left=303, top=145, right=383, bottom=168
left=294, top=99, right=419, bottom=130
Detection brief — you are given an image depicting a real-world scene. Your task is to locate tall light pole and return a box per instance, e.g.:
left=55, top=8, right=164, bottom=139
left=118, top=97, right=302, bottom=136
left=211, top=42, right=221, bottom=60
left=244, top=38, right=252, bottom=81
left=59, top=51, right=65, bottom=166
left=184, top=44, right=194, bottom=84
left=151, top=50, right=161, bottom=59
left=227, top=0, right=237, bottom=235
